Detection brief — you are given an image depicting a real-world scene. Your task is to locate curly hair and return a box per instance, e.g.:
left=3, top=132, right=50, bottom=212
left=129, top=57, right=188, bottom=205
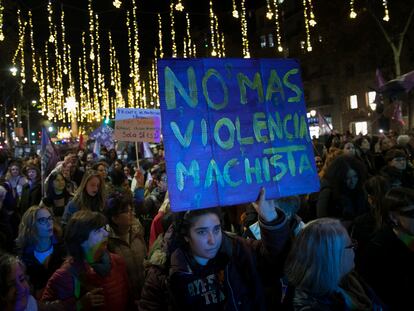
left=16, top=205, right=54, bottom=250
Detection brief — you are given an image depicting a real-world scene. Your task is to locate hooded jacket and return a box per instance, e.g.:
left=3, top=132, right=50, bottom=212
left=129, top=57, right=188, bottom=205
left=138, top=210, right=289, bottom=311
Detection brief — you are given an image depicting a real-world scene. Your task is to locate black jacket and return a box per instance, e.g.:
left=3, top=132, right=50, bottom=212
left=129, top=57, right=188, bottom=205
left=139, top=211, right=289, bottom=311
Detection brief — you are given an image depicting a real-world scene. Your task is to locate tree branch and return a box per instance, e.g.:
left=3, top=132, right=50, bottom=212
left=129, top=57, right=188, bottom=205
left=397, top=6, right=414, bottom=53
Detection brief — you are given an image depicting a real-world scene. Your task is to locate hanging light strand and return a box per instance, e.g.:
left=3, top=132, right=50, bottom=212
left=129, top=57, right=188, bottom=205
left=38, top=55, right=46, bottom=115
left=302, top=0, right=312, bottom=52
left=209, top=1, right=217, bottom=57
left=307, top=0, right=316, bottom=27
left=132, top=0, right=143, bottom=108
left=382, top=0, right=390, bottom=21
left=240, top=0, right=250, bottom=58
left=126, top=10, right=134, bottom=107
left=158, top=13, right=164, bottom=58
left=170, top=2, right=177, bottom=57
left=60, top=7, right=69, bottom=76
left=0, top=0, right=4, bottom=41
left=349, top=0, right=357, bottom=18
left=266, top=0, right=273, bottom=20
left=185, top=13, right=196, bottom=57
left=272, top=0, right=283, bottom=52
left=232, top=0, right=239, bottom=18
left=214, top=15, right=225, bottom=57
left=28, top=11, right=38, bottom=83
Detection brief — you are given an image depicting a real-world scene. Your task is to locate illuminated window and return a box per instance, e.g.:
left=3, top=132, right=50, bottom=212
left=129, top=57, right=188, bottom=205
left=354, top=121, right=368, bottom=135
left=260, top=35, right=266, bottom=48
left=366, top=91, right=376, bottom=105
left=268, top=34, right=274, bottom=47
left=349, top=95, right=358, bottom=109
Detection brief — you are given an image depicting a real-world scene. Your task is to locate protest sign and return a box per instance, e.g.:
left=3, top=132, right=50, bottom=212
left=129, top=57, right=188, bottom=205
left=158, top=58, right=320, bottom=212
left=114, top=108, right=161, bottom=143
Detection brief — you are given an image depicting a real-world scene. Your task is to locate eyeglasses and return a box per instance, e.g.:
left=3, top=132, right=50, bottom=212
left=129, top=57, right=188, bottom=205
left=36, top=216, right=53, bottom=225
left=399, top=209, right=414, bottom=218
left=345, top=239, right=358, bottom=250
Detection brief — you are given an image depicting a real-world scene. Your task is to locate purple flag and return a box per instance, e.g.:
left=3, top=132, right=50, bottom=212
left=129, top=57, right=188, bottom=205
left=90, top=125, right=114, bottom=149
left=41, top=127, right=59, bottom=178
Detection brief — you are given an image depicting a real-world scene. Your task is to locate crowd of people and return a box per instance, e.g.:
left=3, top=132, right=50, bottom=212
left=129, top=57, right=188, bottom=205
left=0, top=130, right=413, bottom=310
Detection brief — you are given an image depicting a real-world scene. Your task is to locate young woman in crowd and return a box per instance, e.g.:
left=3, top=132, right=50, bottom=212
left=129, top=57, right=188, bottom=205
left=285, top=218, right=384, bottom=310
left=15, top=205, right=65, bottom=299
left=41, top=210, right=131, bottom=310
left=139, top=188, right=290, bottom=310
left=0, top=253, right=38, bottom=311
left=354, top=136, right=376, bottom=176
left=317, top=155, right=368, bottom=226
left=104, top=192, right=147, bottom=302
left=5, top=161, right=27, bottom=202
left=340, top=141, right=356, bottom=157
left=357, top=187, right=414, bottom=309
left=61, top=170, right=105, bottom=226
left=19, top=165, right=42, bottom=215
left=43, top=172, right=73, bottom=221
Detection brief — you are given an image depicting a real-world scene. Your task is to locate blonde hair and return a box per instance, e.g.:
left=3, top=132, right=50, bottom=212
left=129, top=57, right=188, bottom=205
left=285, top=218, right=349, bottom=295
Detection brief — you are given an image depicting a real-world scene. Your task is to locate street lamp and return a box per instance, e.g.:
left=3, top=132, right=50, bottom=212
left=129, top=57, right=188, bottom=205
left=310, top=109, right=317, bottom=117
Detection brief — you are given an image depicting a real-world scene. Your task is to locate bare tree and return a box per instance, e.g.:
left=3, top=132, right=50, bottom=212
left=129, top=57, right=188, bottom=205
left=364, top=1, right=414, bottom=76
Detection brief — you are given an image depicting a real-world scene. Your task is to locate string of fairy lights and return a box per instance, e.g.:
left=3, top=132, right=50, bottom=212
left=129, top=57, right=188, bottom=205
left=0, top=0, right=395, bottom=126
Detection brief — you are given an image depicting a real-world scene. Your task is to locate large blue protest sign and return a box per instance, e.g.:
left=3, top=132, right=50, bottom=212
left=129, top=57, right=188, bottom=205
left=158, top=58, right=320, bottom=212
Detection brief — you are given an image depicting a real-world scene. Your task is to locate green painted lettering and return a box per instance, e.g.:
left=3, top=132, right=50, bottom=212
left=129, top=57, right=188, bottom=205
left=283, top=114, right=294, bottom=140
left=237, top=72, right=264, bottom=105
left=270, top=154, right=287, bottom=181
left=294, top=113, right=299, bottom=138
left=223, top=158, right=242, bottom=187
left=205, top=159, right=224, bottom=188
left=202, top=69, right=228, bottom=110
left=299, top=154, right=313, bottom=174
left=262, top=157, right=271, bottom=182
left=170, top=120, right=194, bottom=148
left=267, top=112, right=283, bottom=141
left=201, top=118, right=208, bottom=146
left=214, top=118, right=235, bottom=150
left=266, top=69, right=285, bottom=105
left=165, top=66, right=198, bottom=110
left=244, top=158, right=263, bottom=184
left=176, top=160, right=200, bottom=191
left=283, top=68, right=302, bottom=103
left=299, top=115, right=310, bottom=141
left=253, top=112, right=269, bottom=143
left=235, top=117, right=254, bottom=145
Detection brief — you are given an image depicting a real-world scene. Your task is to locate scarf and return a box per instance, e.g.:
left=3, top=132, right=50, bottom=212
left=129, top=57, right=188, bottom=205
left=90, top=251, right=112, bottom=277
left=394, top=229, right=414, bottom=252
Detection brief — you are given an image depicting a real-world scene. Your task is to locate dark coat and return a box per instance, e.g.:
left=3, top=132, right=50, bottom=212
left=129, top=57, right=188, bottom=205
left=138, top=211, right=289, bottom=311
left=19, top=181, right=42, bottom=215
left=19, top=238, right=66, bottom=299
left=316, top=179, right=368, bottom=221
left=357, top=225, right=414, bottom=310
left=291, top=272, right=384, bottom=311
